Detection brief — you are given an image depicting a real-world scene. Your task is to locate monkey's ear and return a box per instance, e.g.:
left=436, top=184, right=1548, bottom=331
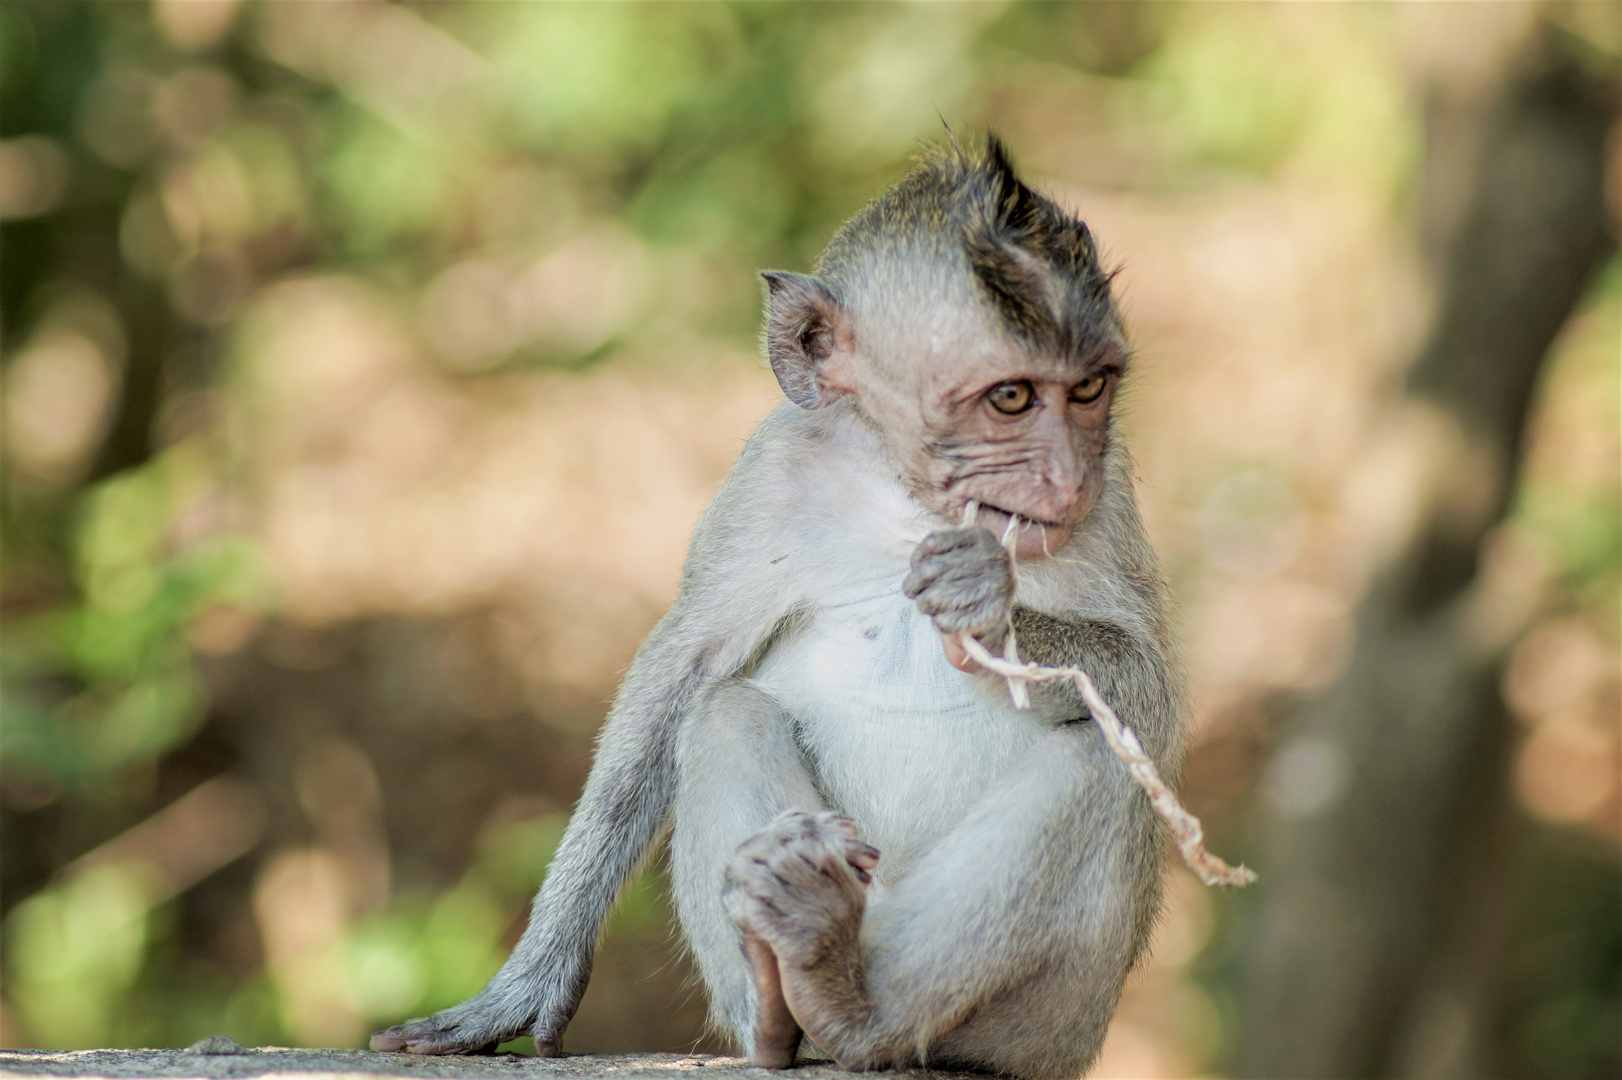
left=761, top=271, right=852, bottom=409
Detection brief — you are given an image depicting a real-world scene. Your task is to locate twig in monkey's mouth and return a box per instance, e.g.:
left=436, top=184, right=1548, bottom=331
left=967, top=500, right=1064, bottom=530
left=963, top=501, right=1068, bottom=559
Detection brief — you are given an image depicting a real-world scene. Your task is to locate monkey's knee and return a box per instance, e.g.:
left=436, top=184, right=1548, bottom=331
left=924, top=965, right=1120, bottom=1080
left=682, top=679, right=787, bottom=740
left=676, top=679, right=812, bottom=791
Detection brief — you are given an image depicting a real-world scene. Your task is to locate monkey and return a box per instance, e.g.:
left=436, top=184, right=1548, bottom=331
left=372, top=136, right=1185, bottom=1080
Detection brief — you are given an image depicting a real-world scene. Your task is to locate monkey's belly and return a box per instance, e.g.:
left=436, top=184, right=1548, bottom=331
left=749, top=582, right=1042, bottom=880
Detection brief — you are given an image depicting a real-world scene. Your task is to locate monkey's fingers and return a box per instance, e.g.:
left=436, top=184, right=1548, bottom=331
left=370, top=1029, right=496, bottom=1055
left=817, top=814, right=880, bottom=878
left=904, top=551, right=1014, bottom=641
left=906, top=531, right=1009, bottom=585
left=941, top=633, right=980, bottom=673
left=901, top=555, right=966, bottom=598
left=916, top=561, right=1009, bottom=598
left=370, top=1011, right=517, bottom=1056
left=910, top=525, right=998, bottom=564
left=370, top=1026, right=443, bottom=1053
left=900, top=568, right=934, bottom=598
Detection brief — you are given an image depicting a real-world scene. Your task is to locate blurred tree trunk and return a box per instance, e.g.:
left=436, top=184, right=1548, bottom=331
left=1233, top=27, right=1617, bottom=1080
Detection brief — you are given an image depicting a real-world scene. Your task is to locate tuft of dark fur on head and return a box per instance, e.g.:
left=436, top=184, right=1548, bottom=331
left=963, top=136, right=1122, bottom=362
left=817, top=134, right=1124, bottom=367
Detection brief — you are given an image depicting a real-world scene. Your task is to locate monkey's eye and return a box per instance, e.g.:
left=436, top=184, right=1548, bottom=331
left=987, top=381, right=1035, bottom=415
left=1070, top=373, right=1108, bottom=405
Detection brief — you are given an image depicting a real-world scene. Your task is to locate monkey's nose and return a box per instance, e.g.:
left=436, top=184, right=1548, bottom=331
left=1033, top=469, right=1084, bottom=523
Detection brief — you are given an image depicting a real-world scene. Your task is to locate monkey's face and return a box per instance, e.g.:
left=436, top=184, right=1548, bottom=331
left=760, top=268, right=1122, bottom=561
left=897, top=343, right=1118, bottom=560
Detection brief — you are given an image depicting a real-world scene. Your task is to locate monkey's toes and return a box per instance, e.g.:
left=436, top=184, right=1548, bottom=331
left=724, top=810, right=879, bottom=956
left=769, top=810, right=879, bottom=880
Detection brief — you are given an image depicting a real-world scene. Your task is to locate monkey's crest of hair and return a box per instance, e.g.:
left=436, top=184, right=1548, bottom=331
left=815, top=134, right=1124, bottom=365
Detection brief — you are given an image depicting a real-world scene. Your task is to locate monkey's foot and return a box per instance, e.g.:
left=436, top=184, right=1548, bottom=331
left=370, top=998, right=563, bottom=1056
left=723, top=811, right=879, bottom=972
left=723, top=812, right=879, bottom=1068
left=740, top=930, right=803, bottom=1068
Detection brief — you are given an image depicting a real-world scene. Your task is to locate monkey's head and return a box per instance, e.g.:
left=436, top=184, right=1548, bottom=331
left=762, top=136, right=1127, bottom=560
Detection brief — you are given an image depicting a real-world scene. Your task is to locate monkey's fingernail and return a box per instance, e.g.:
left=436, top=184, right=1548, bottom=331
left=848, top=844, right=880, bottom=867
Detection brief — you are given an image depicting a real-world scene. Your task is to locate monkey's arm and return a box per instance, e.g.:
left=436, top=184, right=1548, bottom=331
left=373, top=429, right=806, bottom=1056
left=726, top=621, right=1178, bottom=1076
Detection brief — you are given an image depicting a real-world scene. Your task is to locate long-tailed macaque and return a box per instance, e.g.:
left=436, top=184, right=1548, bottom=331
left=373, top=137, right=1185, bottom=1080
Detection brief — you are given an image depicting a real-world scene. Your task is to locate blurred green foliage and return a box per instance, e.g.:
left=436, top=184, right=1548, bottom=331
left=5, top=451, right=270, bottom=791
left=1512, top=260, right=1622, bottom=625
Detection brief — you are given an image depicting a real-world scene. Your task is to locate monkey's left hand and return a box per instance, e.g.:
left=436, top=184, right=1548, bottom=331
left=903, top=527, right=1013, bottom=665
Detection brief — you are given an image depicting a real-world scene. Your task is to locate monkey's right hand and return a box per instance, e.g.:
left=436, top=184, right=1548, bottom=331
left=903, top=527, right=1014, bottom=657
left=370, top=992, right=569, bottom=1057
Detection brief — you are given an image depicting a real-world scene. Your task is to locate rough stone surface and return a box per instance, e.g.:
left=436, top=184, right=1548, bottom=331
left=0, top=1051, right=976, bottom=1080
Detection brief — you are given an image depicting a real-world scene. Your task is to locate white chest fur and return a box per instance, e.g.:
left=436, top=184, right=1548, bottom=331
left=749, top=567, right=1042, bottom=881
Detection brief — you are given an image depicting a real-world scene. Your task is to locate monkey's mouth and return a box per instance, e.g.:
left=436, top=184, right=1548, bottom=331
left=965, top=502, right=1072, bottom=561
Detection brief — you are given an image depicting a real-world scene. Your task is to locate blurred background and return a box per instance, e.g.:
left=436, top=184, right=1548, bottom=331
left=1, top=2, right=1617, bottom=1077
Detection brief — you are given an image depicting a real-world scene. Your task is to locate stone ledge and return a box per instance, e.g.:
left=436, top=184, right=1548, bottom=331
left=0, top=1051, right=974, bottom=1080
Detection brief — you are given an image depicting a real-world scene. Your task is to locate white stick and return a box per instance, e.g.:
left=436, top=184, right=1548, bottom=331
left=994, top=511, right=1031, bottom=710
left=956, top=634, right=1256, bottom=887
left=953, top=503, right=1256, bottom=888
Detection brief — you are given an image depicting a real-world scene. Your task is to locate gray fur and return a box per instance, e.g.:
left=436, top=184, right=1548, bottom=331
left=373, top=140, right=1186, bottom=1080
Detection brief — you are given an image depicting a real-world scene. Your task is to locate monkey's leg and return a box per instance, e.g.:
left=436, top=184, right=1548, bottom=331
left=671, top=679, right=828, bottom=1067
left=726, top=724, right=1159, bottom=1080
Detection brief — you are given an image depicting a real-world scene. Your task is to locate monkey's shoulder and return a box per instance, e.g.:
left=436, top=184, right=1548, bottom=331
left=696, top=404, right=931, bottom=568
